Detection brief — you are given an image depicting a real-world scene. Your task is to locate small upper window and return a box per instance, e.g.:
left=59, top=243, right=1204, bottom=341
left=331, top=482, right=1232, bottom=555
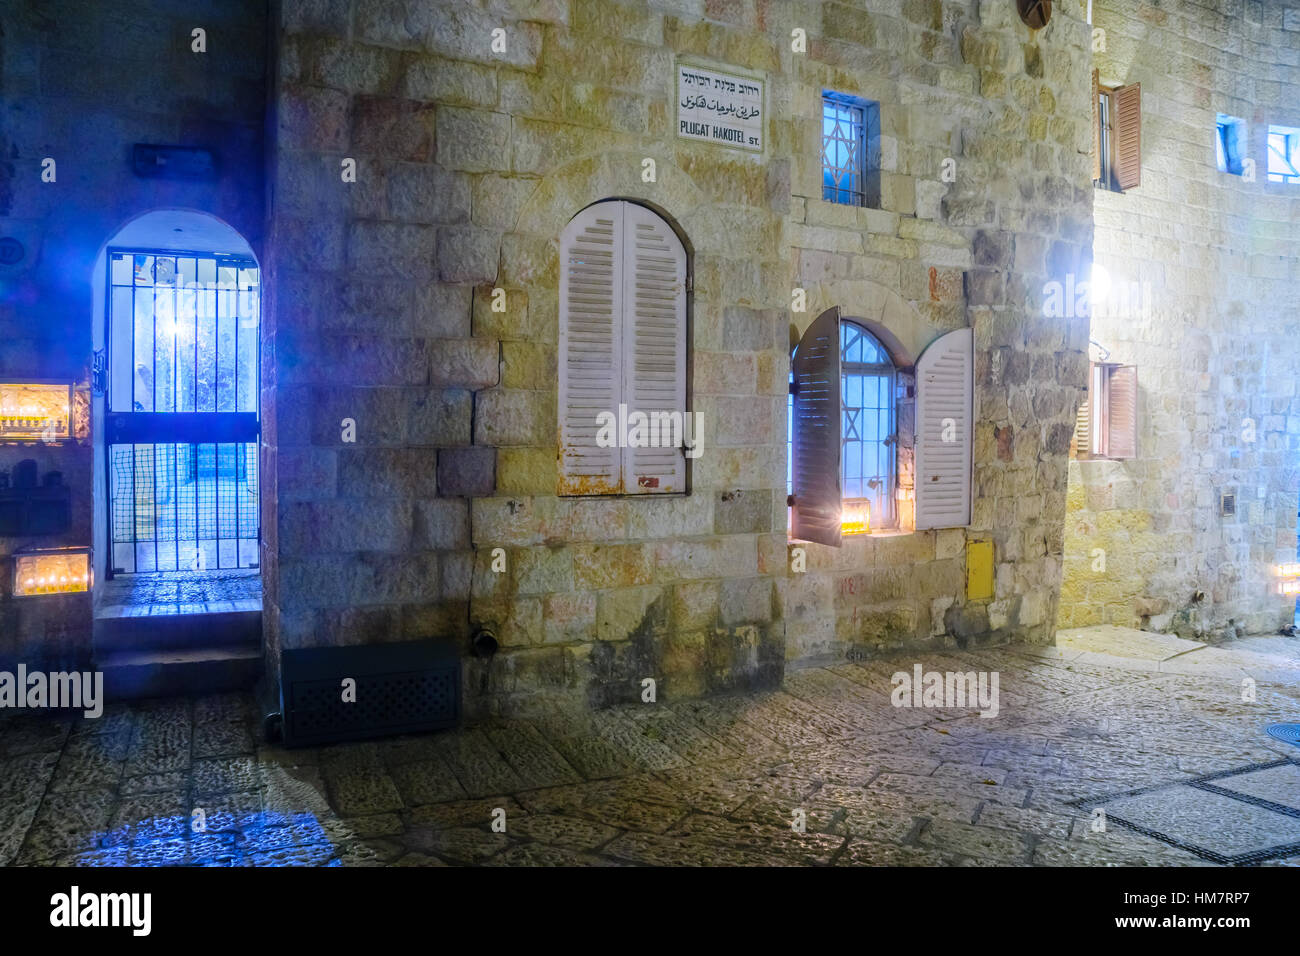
left=821, top=92, right=880, bottom=207
left=1216, top=114, right=1246, bottom=176
left=1267, top=125, right=1300, bottom=184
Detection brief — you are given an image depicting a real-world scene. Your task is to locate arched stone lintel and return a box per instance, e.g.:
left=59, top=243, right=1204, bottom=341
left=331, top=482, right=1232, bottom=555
left=792, top=278, right=957, bottom=367
left=513, top=150, right=708, bottom=249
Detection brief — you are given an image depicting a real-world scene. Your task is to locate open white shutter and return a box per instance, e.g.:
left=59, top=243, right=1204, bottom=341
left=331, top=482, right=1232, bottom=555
left=914, top=326, right=972, bottom=530
left=791, top=307, right=842, bottom=547
left=621, top=202, right=687, bottom=494
left=558, top=202, right=624, bottom=495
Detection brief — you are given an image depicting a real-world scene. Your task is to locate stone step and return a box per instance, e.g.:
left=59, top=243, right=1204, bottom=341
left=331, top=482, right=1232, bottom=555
left=94, top=607, right=261, bottom=653
left=97, top=644, right=262, bottom=700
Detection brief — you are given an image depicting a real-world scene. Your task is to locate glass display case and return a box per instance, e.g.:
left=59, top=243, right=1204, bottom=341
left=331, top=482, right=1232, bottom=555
left=0, top=382, right=73, bottom=441
left=841, top=500, right=871, bottom=536
left=13, top=546, right=92, bottom=597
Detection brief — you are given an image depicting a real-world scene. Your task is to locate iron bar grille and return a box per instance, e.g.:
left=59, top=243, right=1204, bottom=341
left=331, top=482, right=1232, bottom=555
left=105, top=249, right=260, bottom=574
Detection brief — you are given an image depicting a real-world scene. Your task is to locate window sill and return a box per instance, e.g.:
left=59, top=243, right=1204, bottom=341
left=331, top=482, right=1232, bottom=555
left=787, top=527, right=912, bottom=544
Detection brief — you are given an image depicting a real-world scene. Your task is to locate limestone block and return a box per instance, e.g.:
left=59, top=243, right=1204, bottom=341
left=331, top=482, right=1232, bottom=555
left=413, top=498, right=471, bottom=549
left=428, top=338, right=500, bottom=389
left=437, top=446, right=497, bottom=497
left=474, top=388, right=552, bottom=445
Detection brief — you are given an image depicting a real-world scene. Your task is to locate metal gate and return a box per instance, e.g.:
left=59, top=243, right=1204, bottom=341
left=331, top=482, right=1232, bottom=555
left=105, top=249, right=260, bottom=575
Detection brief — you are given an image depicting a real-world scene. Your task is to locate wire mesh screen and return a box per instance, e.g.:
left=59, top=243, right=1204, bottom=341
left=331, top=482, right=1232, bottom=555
left=109, top=443, right=259, bottom=573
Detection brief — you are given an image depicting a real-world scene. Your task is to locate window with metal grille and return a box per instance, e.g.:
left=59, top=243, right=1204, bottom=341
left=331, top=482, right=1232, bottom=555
left=822, top=92, right=880, bottom=207
left=1267, top=125, right=1300, bottom=184
left=841, top=321, right=896, bottom=528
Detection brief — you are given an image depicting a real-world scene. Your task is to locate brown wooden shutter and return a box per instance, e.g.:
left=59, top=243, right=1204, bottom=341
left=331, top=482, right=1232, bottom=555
left=1091, top=69, right=1102, bottom=182
left=791, top=307, right=842, bottom=547
left=1105, top=365, right=1137, bottom=459
left=1113, top=83, right=1142, bottom=191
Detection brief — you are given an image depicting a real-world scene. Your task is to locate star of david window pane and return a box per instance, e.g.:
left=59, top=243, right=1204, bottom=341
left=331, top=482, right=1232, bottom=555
left=822, top=96, right=866, bottom=205
left=840, top=321, right=895, bottom=525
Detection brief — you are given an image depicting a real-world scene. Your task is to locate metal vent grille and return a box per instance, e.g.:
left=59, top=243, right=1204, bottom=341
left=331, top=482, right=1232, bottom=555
left=1267, top=724, right=1300, bottom=746
left=1220, top=492, right=1236, bottom=517
left=281, top=642, right=460, bottom=747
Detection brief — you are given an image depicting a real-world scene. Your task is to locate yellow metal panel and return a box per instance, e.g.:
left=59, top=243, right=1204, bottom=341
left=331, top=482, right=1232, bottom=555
left=966, top=539, right=994, bottom=601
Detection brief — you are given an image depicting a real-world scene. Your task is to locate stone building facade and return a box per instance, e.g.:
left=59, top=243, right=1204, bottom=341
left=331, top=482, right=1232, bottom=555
left=1059, top=0, right=1300, bottom=638
left=1, top=0, right=1296, bottom=721
left=266, top=0, right=1094, bottom=717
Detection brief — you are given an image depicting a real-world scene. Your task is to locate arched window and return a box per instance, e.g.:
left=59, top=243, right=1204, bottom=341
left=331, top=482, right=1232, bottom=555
left=557, top=200, right=688, bottom=496
left=840, top=320, right=896, bottom=529
left=787, top=320, right=896, bottom=535
left=790, top=307, right=972, bottom=546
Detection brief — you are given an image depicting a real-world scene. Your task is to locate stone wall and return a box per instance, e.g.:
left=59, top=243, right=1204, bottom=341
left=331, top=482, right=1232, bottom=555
left=1059, top=0, right=1300, bottom=638
left=268, top=0, right=1095, bottom=717
left=0, top=0, right=267, bottom=668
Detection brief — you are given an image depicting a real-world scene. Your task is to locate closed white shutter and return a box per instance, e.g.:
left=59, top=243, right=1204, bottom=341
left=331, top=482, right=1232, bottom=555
left=621, top=202, right=687, bottom=494
left=914, top=326, right=972, bottom=530
left=558, top=202, right=624, bottom=495
left=791, top=307, right=842, bottom=547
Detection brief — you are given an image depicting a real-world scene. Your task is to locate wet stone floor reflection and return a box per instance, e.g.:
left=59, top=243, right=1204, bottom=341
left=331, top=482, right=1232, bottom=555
left=2, top=632, right=1299, bottom=866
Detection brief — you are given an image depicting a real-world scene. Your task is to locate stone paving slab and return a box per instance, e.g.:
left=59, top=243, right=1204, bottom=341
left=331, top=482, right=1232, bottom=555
left=1, top=632, right=1299, bottom=866
left=1204, top=763, right=1300, bottom=812
left=1057, top=625, right=1205, bottom=661
left=1096, top=786, right=1300, bottom=861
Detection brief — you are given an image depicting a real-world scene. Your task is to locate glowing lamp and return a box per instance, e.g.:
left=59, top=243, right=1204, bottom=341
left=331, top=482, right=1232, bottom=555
left=841, top=500, right=871, bottom=536
left=1277, top=563, right=1300, bottom=578
left=1280, top=580, right=1300, bottom=596
left=13, top=547, right=91, bottom=597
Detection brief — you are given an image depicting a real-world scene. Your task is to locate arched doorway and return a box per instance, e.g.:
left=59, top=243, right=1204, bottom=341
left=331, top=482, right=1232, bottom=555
left=91, top=210, right=263, bottom=694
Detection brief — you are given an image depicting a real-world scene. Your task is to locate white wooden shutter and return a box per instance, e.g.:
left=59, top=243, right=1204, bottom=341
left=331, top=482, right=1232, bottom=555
left=914, top=326, right=972, bottom=530
left=621, top=202, right=687, bottom=494
left=1105, top=364, right=1137, bottom=459
left=791, top=307, right=842, bottom=547
left=558, top=202, right=624, bottom=495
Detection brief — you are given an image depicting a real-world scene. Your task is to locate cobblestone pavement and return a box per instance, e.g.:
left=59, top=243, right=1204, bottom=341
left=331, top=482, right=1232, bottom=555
left=2, top=628, right=1298, bottom=866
